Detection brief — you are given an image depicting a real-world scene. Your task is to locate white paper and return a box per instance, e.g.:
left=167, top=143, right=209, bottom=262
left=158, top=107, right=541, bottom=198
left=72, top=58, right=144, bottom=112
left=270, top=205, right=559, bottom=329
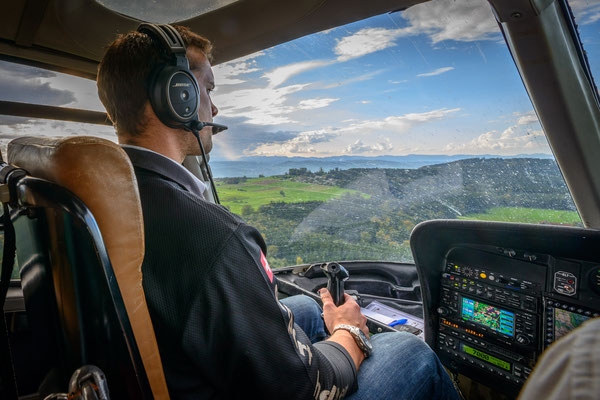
left=363, top=300, right=425, bottom=339
left=360, top=306, right=397, bottom=325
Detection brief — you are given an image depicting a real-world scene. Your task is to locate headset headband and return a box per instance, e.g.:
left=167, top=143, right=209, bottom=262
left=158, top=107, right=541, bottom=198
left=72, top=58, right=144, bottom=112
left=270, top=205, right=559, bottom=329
left=138, top=23, right=189, bottom=68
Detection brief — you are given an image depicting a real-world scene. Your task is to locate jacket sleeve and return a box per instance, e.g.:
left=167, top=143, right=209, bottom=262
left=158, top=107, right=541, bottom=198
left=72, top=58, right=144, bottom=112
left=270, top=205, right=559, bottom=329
left=184, top=222, right=358, bottom=399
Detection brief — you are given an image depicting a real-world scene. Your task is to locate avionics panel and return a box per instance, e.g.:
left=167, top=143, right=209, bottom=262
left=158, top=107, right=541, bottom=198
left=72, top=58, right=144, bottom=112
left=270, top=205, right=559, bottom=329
left=461, top=343, right=511, bottom=371
left=436, top=247, right=545, bottom=397
left=411, top=221, right=600, bottom=399
left=461, top=297, right=515, bottom=337
left=543, top=299, right=599, bottom=346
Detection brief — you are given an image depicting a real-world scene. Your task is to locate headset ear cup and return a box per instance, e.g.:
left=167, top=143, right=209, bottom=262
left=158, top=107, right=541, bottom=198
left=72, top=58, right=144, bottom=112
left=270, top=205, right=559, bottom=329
left=148, top=66, right=199, bottom=128
left=147, top=66, right=169, bottom=127
left=166, top=68, right=199, bottom=122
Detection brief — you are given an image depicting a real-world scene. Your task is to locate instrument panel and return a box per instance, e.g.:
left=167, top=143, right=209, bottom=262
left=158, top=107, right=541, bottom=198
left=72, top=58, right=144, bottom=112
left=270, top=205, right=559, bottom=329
left=411, top=221, right=600, bottom=398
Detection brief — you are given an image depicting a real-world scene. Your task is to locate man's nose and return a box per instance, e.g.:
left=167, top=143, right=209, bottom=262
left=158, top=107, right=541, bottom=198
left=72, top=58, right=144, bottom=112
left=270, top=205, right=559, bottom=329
left=211, top=101, right=218, bottom=118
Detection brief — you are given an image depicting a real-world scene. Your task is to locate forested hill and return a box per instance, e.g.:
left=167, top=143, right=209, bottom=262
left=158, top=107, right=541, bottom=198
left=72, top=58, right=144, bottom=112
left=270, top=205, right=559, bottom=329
left=227, top=158, right=577, bottom=267
left=284, top=158, right=575, bottom=216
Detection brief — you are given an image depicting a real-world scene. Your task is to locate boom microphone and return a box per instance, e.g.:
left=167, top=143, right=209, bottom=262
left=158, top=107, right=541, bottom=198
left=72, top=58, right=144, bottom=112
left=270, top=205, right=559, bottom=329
left=191, top=120, right=228, bottom=135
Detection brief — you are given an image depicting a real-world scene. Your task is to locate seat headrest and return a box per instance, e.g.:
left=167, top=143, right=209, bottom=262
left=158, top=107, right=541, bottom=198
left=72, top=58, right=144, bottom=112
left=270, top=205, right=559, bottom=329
left=8, top=136, right=144, bottom=272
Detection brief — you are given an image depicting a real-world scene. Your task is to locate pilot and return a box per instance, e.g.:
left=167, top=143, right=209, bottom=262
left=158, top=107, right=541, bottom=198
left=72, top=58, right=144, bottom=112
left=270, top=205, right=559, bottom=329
left=97, top=24, right=460, bottom=399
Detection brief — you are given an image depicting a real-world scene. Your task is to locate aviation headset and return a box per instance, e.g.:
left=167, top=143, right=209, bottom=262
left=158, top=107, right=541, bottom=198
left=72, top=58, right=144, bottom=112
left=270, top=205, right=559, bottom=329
left=137, top=23, right=225, bottom=203
left=136, top=23, right=227, bottom=134
left=137, top=23, right=200, bottom=130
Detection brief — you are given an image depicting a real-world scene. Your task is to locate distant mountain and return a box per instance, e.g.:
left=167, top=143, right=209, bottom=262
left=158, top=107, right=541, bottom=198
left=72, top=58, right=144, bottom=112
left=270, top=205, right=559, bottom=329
left=209, top=154, right=553, bottom=178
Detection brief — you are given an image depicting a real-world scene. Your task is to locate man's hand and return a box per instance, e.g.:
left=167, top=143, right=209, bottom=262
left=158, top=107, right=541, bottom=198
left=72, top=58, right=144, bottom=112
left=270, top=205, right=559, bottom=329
left=320, top=289, right=368, bottom=336
left=320, top=288, right=368, bottom=369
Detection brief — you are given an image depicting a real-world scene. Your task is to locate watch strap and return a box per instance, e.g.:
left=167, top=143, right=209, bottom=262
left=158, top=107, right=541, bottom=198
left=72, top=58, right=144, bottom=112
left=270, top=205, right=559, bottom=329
left=332, top=324, right=371, bottom=358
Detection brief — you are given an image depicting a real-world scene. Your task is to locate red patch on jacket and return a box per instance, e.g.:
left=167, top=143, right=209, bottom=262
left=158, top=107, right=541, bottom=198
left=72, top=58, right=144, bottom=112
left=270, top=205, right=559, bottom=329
left=260, top=250, right=273, bottom=283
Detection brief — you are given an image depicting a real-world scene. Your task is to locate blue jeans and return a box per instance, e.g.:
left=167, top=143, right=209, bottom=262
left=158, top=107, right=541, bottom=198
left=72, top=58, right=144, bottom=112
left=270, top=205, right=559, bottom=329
left=280, top=295, right=460, bottom=400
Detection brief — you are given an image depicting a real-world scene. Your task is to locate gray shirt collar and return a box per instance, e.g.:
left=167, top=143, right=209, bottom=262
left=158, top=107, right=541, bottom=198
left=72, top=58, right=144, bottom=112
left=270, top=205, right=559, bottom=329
left=121, top=145, right=207, bottom=199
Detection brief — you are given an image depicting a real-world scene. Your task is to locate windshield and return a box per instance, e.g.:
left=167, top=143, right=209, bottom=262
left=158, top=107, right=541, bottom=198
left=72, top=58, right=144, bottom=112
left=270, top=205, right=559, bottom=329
left=0, top=0, right=593, bottom=269
left=569, top=0, right=600, bottom=95
left=209, top=0, right=585, bottom=267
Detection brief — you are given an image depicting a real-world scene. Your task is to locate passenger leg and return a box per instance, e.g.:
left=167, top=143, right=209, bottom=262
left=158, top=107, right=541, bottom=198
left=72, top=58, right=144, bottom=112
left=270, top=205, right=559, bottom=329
left=279, top=295, right=327, bottom=343
left=346, top=332, right=460, bottom=400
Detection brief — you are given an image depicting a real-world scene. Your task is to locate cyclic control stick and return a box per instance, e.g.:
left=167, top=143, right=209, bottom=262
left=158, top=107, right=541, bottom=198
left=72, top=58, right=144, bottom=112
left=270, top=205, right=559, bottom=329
left=321, top=262, right=349, bottom=306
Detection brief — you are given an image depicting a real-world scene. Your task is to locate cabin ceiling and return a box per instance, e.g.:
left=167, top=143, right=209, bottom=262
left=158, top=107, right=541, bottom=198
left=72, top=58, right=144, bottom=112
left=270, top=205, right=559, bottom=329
left=0, top=0, right=426, bottom=79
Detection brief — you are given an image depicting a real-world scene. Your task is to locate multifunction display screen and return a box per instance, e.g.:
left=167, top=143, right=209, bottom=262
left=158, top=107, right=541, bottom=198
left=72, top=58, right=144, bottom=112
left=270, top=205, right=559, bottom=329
left=461, top=297, right=515, bottom=336
left=554, top=308, right=590, bottom=340
left=461, top=344, right=511, bottom=371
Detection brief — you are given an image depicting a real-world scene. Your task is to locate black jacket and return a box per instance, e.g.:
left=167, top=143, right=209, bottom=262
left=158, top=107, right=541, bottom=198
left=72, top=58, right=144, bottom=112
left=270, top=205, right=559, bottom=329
left=123, top=147, right=357, bottom=399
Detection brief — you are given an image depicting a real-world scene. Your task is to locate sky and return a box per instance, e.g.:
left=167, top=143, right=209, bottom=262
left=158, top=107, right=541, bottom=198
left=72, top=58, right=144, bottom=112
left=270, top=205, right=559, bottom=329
left=1, top=0, right=599, bottom=161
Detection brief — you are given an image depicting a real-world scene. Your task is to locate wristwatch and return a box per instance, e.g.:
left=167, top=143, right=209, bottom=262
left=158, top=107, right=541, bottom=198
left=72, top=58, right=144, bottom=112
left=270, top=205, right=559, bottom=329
left=332, top=324, right=373, bottom=358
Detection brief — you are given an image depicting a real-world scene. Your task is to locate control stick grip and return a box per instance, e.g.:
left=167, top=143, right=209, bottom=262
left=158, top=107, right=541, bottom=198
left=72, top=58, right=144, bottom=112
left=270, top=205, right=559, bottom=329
left=321, top=262, right=349, bottom=306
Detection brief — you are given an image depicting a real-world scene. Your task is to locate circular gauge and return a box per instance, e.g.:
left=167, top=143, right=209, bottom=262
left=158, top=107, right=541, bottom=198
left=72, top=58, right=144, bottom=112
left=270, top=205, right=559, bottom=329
left=589, top=267, right=600, bottom=295
left=462, top=266, right=474, bottom=277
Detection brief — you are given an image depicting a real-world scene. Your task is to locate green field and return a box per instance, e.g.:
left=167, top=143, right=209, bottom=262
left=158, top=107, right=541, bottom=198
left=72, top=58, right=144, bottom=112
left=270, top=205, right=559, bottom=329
left=216, top=178, right=365, bottom=214
left=459, top=207, right=581, bottom=225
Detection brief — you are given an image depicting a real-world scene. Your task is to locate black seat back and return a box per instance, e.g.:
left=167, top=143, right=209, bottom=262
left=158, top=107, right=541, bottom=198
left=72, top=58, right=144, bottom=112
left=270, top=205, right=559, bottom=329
left=13, top=176, right=152, bottom=398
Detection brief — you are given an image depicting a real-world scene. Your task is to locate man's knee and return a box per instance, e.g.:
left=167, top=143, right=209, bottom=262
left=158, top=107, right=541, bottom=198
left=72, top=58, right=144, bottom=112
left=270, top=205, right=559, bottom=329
left=371, top=332, right=441, bottom=372
left=280, top=295, right=322, bottom=318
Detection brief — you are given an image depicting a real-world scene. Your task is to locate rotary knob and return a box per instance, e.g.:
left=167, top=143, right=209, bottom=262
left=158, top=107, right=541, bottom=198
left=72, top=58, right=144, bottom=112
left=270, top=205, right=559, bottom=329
left=516, top=334, right=531, bottom=346
left=437, top=307, right=449, bottom=317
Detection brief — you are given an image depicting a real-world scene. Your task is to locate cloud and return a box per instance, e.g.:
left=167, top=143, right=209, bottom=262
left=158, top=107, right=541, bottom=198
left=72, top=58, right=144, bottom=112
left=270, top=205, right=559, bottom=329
left=244, top=107, right=460, bottom=157
left=345, top=140, right=370, bottom=153
left=330, top=0, right=500, bottom=63
left=248, top=129, right=338, bottom=156
left=444, top=114, right=549, bottom=154
left=298, top=98, right=339, bottom=109
left=417, top=66, right=455, bottom=77
left=263, top=60, right=331, bottom=88
left=0, top=61, right=55, bottom=79
left=214, top=83, right=309, bottom=125
left=402, top=0, right=500, bottom=43
left=0, top=118, right=116, bottom=158
left=0, top=62, right=76, bottom=106
left=321, top=69, right=386, bottom=89
left=511, top=110, right=539, bottom=126
left=569, top=0, right=600, bottom=25
left=389, top=80, right=408, bottom=84
left=232, top=51, right=266, bottom=63
left=334, top=27, right=412, bottom=61
left=345, top=139, right=393, bottom=154
left=210, top=116, right=300, bottom=159
left=213, top=51, right=265, bottom=85
left=340, top=108, right=461, bottom=134
left=517, top=114, right=538, bottom=125
left=0, top=115, right=34, bottom=127
left=213, top=59, right=335, bottom=124
left=342, top=108, right=460, bottom=131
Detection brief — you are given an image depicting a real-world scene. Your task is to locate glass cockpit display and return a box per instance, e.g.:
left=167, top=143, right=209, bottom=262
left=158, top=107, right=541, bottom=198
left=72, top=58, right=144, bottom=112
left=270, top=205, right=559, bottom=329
left=553, top=308, right=590, bottom=340
left=462, top=297, right=515, bottom=336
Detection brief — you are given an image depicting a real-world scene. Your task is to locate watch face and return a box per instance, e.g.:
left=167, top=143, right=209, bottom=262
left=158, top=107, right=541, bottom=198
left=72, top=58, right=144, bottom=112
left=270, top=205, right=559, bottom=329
left=357, top=330, right=373, bottom=352
left=333, top=324, right=373, bottom=356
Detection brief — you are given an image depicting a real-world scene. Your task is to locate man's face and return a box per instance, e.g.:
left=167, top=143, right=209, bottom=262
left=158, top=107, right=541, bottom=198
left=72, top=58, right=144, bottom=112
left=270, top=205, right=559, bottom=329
left=187, top=46, right=218, bottom=154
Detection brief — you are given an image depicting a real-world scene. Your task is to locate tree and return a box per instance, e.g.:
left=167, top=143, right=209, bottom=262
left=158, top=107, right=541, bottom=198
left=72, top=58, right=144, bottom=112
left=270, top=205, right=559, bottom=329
left=241, top=205, right=254, bottom=216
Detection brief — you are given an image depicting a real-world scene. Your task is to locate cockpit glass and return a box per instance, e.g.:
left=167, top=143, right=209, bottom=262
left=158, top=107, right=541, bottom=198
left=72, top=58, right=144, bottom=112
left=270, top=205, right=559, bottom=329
left=210, top=0, right=585, bottom=267
left=0, top=61, right=115, bottom=155
left=568, top=0, right=600, bottom=95
left=95, top=0, right=239, bottom=23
